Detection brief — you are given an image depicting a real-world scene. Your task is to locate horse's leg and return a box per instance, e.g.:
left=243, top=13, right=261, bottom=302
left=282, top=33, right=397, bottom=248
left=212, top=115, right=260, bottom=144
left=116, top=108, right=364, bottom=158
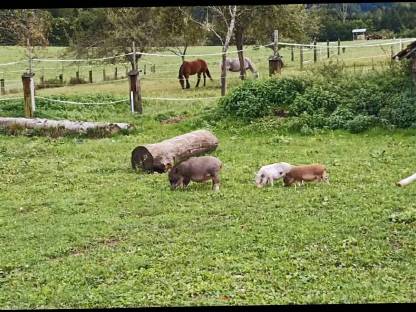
left=196, top=73, right=201, bottom=88
left=203, top=72, right=206, bottom=86
left=185, top=74, right=190, bottom=89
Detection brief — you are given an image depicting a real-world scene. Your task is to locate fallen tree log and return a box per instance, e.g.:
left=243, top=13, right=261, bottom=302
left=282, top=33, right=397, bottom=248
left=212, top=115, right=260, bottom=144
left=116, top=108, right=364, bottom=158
left=397, top=173, right=416, bottom=187
left=131, top=129, right=219, bottom=173
left=0, top=117, right=133, bottom=136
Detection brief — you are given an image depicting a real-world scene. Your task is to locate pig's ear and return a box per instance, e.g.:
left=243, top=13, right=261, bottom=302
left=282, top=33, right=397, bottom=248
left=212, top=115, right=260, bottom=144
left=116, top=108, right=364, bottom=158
left=165, top=163, right=173, bottom=171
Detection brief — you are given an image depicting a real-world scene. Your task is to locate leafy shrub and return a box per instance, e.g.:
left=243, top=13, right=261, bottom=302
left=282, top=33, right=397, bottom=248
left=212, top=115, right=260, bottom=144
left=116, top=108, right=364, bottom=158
left=218, top=77, right=306, bottom=120
left=289, top=84, right=341, bottom=116
left=328, top=106, right=355, bottom=130
left=215, top=63, right=416, bottom=133
left=311, top=60, right=346, bottom=79
left=379, top=93, right=416, bottom=128
left=345, top=115, right=377, bottom=133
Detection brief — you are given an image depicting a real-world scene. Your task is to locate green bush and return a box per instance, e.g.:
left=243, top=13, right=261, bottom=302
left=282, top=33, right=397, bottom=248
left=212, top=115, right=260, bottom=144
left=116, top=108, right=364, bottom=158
left=346, top=115, right=377, bottom=133
left=328, top=106, right=355, bottom=130
left=215, top=63, right=416, bottom=133
left=289, top=84, right=341, bottom=116
left=379, top=92, right=416, bottom=128
left=218, top=77, right=306, bottom=120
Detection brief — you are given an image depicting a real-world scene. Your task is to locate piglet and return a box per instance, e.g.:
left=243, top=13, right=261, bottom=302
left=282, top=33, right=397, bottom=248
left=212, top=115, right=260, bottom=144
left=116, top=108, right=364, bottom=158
left=168, top=156, right=222, bottom=192
left=283, top=164, right=329, bottom=187
left=255, top=162, right=293, bottom=188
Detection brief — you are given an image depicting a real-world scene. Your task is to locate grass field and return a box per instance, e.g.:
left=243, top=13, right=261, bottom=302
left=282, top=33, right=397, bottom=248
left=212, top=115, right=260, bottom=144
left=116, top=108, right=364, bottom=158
left=0, top=39, right=411, bottom=96
left=1, top=41, right=416, bottom=307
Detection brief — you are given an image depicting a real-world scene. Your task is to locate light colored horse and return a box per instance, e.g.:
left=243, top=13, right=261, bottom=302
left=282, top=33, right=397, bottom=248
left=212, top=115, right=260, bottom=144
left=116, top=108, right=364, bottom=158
left=222, top=57, right=259, bottom=78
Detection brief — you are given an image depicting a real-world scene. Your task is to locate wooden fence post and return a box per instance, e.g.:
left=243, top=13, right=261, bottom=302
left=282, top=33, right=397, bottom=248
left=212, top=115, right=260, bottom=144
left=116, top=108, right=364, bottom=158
left=129, top=41, right=142, bottom=113
left=114, top=67, right=118, bottom=80
left=300, top=46, right=303, bottom=70
left=76, top=71, right=79, bottom=80
left=342, top=47, right=346, bottom=54
left=22, top=72, right=35, bottom=118
left=144, top=64, right=146, bottom=75
left=313, top=38, right=317, bottom=63
left=291, top=46, right=294, bottom=62
left=327, top=40, right=330, bottom=58
left=40, top=76, right=44, bottom=88
left=0, top=79, right=5, bottom=95
left=103, top=68, right=106, bottom=81
left=128, top=69, right=142, bottom=114
left=59, top=74, right=63, bottom=85
left=89, top=70, right=93, bottom=83
left=269, top=30, right=281, bottom=76
left=338, top=38, right=340, bottom=55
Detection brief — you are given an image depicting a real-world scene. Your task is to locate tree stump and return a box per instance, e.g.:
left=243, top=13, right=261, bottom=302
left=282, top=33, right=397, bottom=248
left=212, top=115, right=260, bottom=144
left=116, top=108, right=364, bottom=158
left=131, top=129, right=219, bottom=173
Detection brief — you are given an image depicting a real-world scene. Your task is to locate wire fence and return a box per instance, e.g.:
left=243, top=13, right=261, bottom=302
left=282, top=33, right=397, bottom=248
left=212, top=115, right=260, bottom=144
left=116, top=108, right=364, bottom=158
left=0, top=37, right=414, bottom=108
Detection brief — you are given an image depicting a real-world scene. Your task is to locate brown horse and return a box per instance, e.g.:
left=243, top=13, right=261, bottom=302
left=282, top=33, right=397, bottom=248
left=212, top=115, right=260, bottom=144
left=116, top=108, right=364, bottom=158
left=178, top=59, right=213, bottom=89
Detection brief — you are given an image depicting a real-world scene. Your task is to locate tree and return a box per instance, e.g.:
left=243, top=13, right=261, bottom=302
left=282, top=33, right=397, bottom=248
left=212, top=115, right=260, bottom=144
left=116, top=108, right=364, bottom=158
left=69, top=8, right=161, bottom=70
left=156, top=7, right=206, bottom=62
left=0, top=10, right=52, bottom=73
left=0, top=10, right=52, bottom=47
left=186, top=6, right=237, bottom=96
left=231, top=5, right=320, bottom=80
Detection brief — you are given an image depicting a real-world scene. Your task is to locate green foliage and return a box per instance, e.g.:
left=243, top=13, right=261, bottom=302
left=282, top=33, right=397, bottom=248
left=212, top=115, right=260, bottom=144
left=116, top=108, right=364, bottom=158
left=289, top=84, right=341, bottom=116
left=216, top=62, right=416, bottom=133
left=345, top=115, right=377, bottom=133
left=218, top=77, right=306, bottom=120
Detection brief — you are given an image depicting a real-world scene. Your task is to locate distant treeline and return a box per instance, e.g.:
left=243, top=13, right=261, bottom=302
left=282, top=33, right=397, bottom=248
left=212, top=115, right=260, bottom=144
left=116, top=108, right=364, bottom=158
left=0, top=4, right=415, bottom=49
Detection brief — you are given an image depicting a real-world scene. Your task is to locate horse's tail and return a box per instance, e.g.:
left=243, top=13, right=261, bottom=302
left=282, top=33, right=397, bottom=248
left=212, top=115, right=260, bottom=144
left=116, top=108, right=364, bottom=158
left=246, top=57, right=257, bottom=74
left=178, top=63, right=184, bottom=79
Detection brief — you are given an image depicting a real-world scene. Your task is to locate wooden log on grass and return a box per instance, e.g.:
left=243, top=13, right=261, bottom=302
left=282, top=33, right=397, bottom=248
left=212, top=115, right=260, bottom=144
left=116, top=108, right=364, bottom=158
left=131, top=129, right=219, bottom=173
left=396, top=173, right=416, bottom=187
left=0, top=117, right=133, bottom=136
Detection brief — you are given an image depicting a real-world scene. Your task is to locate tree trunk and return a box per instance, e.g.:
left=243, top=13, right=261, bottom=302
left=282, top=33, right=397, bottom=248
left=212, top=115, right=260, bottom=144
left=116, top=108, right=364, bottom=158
left=235, top=25, right=246, bottom=80
left=131, top=130, right=219, bottom=173
left=0, top=117, right=133, bottom=135
left=220, top=5, right=237, bottom=96
left=221, top=52, right=227, bottom=96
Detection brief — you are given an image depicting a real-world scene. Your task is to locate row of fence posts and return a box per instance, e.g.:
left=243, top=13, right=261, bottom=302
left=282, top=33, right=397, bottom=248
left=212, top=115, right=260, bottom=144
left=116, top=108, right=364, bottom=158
left=14, top=36, right=404, bottom=118
left=268, top=33, right=351, bottom=76
left=19, top=41, right=153, bottom=117
left=36, top=63, right=156, bottom=88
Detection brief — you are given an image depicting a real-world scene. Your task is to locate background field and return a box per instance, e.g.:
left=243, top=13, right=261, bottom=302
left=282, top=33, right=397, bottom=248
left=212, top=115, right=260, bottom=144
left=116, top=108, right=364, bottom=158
left=0, top=39, right=409, bottom=97
left=1, top=41, right=416, bottom=307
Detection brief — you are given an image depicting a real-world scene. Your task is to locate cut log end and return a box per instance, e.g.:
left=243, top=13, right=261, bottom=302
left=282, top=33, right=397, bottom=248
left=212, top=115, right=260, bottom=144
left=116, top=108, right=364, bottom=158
left=131, top=146, right=155, bottom=172
left=131, top=130, right=219, bottom=174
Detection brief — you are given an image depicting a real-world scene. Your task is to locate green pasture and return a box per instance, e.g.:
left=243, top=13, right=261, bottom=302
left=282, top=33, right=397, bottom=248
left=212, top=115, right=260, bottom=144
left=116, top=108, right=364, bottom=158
left=1, top=91, right=416, bottom=307
left=0, top=39, right=410, bottom=97
left=0, top=40, right=416, bottom=307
